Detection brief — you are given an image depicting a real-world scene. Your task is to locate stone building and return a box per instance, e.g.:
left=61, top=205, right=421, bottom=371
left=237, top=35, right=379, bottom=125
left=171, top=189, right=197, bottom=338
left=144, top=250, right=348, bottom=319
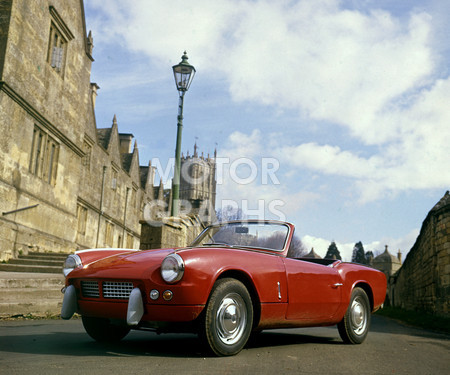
left=372, top=245, right=402, bottom=279
left=303, top=248, right=321, bottom=259
left=0, top=0, right=216, bottom=260
left=390, top=191, right=450, bottom=317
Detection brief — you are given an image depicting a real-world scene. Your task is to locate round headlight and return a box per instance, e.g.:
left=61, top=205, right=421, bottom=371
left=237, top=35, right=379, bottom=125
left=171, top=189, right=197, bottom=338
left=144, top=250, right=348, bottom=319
left=161, top=253, right=184, bottom=283
left=63, top=254, right=82, bottom=277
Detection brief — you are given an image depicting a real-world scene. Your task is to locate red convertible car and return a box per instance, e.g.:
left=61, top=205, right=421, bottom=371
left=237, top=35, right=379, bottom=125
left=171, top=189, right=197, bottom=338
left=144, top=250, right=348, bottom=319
left=61, top=220, right=386, bottom=356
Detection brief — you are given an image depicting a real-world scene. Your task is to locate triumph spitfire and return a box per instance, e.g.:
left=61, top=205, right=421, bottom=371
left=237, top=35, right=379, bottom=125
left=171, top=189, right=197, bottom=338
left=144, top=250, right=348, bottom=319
left=61, top=220, right=386, bottom=356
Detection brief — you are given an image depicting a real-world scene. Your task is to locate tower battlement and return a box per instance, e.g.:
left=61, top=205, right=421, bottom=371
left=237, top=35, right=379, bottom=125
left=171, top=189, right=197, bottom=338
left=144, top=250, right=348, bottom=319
left=180, top=143, right=217, bottom=218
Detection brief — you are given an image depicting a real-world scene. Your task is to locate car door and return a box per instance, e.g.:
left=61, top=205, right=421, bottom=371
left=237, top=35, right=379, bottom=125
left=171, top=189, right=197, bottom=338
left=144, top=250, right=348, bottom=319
left=283, top=258, right=343, bottom=321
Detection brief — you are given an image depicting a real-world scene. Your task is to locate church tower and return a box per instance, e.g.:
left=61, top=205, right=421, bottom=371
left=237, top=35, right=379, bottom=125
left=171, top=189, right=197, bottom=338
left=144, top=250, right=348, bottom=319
left=179, top=142, right=217, bottom=223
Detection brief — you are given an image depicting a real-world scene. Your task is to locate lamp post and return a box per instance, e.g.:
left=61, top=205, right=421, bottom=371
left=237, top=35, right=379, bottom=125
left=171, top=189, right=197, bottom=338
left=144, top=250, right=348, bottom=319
left=171, top=51, right=196, bottom=217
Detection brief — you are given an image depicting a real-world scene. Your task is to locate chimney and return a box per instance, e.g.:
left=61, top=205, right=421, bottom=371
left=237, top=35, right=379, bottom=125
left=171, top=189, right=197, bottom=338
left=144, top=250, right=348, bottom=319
left=397, top=249, right=402, bottom=264
left=119, top=133, right=134, bottom=154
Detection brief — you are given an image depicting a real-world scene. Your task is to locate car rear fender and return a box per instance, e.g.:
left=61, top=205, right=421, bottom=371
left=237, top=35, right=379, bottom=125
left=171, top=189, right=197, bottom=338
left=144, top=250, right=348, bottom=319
left=335, top=262, right=387, bottom=313
left=353, top=282, right=374, bottom=311
left=343, top=278, right=386, bottom=313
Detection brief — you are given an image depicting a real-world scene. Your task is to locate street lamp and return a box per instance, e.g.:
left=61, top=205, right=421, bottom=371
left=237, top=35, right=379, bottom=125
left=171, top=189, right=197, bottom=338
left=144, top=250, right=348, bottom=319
left=171, top=51, right=196, bottom=217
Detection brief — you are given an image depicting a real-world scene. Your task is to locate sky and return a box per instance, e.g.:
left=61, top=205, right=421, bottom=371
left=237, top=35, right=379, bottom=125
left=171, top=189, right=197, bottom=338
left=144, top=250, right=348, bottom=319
left=83, top=0, right=450, bottom=261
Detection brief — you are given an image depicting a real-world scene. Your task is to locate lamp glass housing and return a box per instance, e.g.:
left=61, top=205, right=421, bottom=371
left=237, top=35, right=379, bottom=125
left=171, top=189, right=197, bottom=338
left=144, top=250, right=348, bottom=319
left=172, top=52, right=196, bottom=92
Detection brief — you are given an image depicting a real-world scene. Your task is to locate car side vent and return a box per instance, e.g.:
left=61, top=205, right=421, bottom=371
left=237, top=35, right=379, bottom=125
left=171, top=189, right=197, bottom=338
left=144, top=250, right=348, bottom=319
left=81, top=280, right=100, bottom=298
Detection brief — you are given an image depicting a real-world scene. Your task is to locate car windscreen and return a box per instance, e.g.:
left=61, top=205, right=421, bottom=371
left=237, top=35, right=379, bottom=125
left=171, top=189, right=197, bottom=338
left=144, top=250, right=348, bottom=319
left=191, top=222, right=289, bottom=251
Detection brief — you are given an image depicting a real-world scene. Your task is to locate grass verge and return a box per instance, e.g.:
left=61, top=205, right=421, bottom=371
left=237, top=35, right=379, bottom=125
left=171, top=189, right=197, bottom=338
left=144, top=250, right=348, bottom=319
left=376, top=307, right=450, bottom=334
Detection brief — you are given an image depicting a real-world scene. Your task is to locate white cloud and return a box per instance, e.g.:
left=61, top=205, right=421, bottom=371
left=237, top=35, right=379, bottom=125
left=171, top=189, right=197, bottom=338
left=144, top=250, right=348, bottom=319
left=225, top=4, right=434, bottom=131
left=87, top=0, right=450, bottom=204
left=302, top=227, right=419, bottom=262
left=220, top=129, right=263, bottom=159
left=215, top=130, right=320, bottom=220
left=87, top=0, right=237, bottom=68
left=279, top=143, right=383, bottom=179
left=301, top=236, right=363, bottom=262
left=278, top=75, right=450, bottom=203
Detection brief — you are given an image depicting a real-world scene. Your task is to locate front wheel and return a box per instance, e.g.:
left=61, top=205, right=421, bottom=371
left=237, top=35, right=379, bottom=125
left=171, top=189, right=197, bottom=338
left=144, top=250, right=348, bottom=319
left=337, top=287, right=371, bottom=344
left=200, top=278, right=253, bottom=356
left=82, top=316, right=131, bottom=342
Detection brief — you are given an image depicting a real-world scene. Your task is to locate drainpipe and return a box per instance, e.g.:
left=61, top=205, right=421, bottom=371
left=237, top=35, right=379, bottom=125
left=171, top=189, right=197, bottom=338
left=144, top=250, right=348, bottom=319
left=122, top=187, right=130, bottom=247
left=95, top=166, right=107, bottom=248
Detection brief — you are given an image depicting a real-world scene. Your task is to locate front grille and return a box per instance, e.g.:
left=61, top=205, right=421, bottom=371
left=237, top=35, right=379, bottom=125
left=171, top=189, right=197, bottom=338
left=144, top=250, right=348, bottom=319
left=102, top=281, right=133, bottom=299
left=81, top=280, right=100, bottom=298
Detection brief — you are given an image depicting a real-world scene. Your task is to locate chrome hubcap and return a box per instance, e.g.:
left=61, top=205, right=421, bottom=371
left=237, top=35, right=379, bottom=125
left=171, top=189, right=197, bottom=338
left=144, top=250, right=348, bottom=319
left=216, top=293, right=247, bottom=345
left=350, top=297, right=367, bottom=335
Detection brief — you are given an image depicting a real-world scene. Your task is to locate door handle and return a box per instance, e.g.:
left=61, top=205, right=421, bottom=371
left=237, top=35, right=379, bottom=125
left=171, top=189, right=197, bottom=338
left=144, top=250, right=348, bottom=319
left=332, top=283, right=343, bottom=288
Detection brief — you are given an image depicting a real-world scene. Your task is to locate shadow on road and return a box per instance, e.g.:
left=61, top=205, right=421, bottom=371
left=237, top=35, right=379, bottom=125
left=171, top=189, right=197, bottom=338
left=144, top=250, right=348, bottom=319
left=370, top=314, right=450, bottom=340
left=247, top=329, right=340, bottom=350
left=1, top=315, right=447, bottom=359
left=0, top=325, right=341, bottom=358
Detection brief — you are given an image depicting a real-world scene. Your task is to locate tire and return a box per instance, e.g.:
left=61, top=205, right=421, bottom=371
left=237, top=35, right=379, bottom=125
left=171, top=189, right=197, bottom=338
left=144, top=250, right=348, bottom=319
left=82, top=316, right=131, bottom=342
left=337, top=287, right=371, bottom=344
left=200, top=278, right=253, bottom=356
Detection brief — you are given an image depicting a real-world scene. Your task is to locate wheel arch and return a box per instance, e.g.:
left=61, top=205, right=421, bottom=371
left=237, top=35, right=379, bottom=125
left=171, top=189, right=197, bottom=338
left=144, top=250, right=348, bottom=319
left=354, top=282, right=374, bottom=311
left=215, top=270, right=261, bottom=330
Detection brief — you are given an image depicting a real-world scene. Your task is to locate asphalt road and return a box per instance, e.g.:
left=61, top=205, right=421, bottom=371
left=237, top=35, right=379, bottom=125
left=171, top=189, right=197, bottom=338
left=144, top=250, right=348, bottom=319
left=0, top=315, right=448, bottom=375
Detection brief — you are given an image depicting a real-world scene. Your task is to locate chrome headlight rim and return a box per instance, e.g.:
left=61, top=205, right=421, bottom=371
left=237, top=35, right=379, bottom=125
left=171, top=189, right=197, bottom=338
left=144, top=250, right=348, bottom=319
left=63, top=254, right=82, bottom=277
left=161, top=253, right=185, bottom=284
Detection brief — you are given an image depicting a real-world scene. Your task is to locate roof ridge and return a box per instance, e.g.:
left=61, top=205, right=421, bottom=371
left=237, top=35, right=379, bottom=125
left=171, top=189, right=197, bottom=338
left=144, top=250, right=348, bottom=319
left=431, top=190, right=450, bottom=212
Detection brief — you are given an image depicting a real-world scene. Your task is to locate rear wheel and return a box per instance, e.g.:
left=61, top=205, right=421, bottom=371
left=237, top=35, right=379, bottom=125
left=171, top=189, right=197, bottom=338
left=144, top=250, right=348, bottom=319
left=82, top=316, right=130, bottom=342
left=337, top=287, right=371, bottom=344
left=200, top=278, right=253, bottom=356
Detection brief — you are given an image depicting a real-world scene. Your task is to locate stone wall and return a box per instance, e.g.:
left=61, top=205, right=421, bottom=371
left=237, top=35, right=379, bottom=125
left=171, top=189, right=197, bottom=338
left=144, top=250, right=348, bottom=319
left=390, top=191, right=450, bottom=317
left=0, top=0, right=90, bottom=257
left=140, top=215, right=205, bottom=250
left=0, top=1, right=217, bottom=259
left=0, top=0, right=12, bottom=78
left=0, top=1, right=149, bottom=258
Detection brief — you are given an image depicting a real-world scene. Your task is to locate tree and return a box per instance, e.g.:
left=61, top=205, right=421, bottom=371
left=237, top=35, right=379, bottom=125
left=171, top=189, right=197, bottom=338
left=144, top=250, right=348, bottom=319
left=325, top=241, right=341, bottom=260
left=215, top=205, right=246, bottom=222
left=286, top=235, right=307, bottom=258
left=365, top=251, right=374, bottom=265
left=352, top=241, right=366, bottom=264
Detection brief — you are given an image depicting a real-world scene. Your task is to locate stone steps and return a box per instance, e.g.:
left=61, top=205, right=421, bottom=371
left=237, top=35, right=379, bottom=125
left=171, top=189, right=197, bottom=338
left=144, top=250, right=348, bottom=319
left=0, top=251, right=67, bottom=274
left=0, top=263, right=62, bottom=273
left=1, top=287, right=64, bottom=300
left=10, top=258, right=64, bottom=266
left=0, top=300, right=63, bottom=317
left=0, top=251, right=68, bottom=316
left=0, top=272, right=65, bottom=316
